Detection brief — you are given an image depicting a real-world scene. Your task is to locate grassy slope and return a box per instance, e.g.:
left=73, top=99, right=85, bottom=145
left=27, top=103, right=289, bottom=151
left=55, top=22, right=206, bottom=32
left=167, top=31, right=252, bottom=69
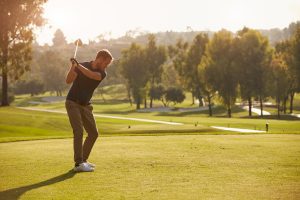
left=0, top=85, right=298, bottom=142
left=1, top=90, right=300, bottom=142
left=0, top=135, right=299, bottom=200
left=1, top=104, right=300, bottom=142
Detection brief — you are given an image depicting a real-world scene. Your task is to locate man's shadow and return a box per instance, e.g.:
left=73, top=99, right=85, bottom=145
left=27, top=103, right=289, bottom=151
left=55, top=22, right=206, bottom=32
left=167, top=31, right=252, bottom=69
left=0, top=170, right=76, bottom=200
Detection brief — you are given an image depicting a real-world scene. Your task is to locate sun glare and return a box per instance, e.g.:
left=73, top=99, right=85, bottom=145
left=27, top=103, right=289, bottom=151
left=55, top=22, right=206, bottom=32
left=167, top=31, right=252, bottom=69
left=36, top=0, right=300, bottom=45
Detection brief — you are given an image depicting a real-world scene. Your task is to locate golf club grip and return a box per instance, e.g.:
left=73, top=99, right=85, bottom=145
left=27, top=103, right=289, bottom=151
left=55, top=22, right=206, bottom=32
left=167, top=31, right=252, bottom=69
left=70, top=58, right=79, bottom=65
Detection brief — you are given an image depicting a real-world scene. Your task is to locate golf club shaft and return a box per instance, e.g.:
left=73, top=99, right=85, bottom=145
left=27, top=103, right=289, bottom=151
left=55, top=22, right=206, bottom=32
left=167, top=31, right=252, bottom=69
left=74, top=40, right=79, bottom=58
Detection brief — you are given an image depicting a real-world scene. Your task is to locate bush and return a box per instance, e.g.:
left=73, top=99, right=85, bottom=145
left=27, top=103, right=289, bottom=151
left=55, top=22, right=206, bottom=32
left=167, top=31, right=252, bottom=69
left=162, top=87, right=185, bottom=106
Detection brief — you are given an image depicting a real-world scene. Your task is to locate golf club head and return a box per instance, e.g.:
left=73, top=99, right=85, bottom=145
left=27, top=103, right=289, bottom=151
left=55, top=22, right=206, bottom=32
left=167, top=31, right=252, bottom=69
left=73, top=39, right=83, bottom=58
left=74, top=39, right=83, bottom=46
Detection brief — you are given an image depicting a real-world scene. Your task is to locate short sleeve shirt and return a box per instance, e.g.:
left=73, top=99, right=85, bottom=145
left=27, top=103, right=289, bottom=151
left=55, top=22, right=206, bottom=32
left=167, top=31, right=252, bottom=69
left=66, top=61, right=107, bottom=105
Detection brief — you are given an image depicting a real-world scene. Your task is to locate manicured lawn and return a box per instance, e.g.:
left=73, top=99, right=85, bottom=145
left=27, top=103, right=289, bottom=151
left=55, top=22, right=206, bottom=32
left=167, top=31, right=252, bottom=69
left=0, top=92, right=299, bottom=199
left=1, top=105, right=300, bottom=143
left=0, top=134, right=299, bottom=200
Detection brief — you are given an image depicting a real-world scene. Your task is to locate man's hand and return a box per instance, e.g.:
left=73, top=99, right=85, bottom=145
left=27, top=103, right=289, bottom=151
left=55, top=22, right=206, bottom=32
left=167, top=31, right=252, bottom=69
left=70, top=58, right=79, bottom=66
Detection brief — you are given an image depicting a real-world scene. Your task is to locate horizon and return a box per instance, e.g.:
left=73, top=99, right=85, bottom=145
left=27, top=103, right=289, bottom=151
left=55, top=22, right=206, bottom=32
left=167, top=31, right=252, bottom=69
left=36, top=0, right=300, bottom=45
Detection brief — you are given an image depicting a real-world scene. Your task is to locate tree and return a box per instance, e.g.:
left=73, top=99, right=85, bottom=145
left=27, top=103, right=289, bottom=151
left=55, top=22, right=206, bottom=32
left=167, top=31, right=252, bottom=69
left=275, top=40, right=298, bottom=114
left=52, top=29, right=67, bottom=46
left=235, top=28, right=272, bottom=117
left=184, top=33, right=209, bottom=107
left=14, top=78, right=44, bottom=96
left=274, top=23, right=300, bottom=114
left=0, top=89, right=14, bottom=104
left=120, top=43, right=148, bottom=109
left=293, top=26, right=300, bottom=69
left=199, top=58, right=216, bottom=117
left=268, top=53, right=290, bottom=118
left=145, top=34, right=167, bottom=108
left=37, top=51, right=67, bottom=96
left=168, top=39, right=190, bottom=100
left=0, top=0, right=47, bottom=106
left=202, top=30, right=238, bottom=117
left=149, top=85, right=165, bottom=102
left=292, top=25, right=300, bottom=105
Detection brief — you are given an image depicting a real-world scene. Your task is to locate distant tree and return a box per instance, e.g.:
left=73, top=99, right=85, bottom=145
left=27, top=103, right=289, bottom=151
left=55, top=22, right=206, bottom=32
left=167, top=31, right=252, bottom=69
left=274, top=23, right=300, bottom=114
left=199, top=58, right=216, bottom=117
left=14, top=78, right=44, bottom=96
left=268, top=53, right=290, bottom=118
left=235, top=27, right=272, bottom=117
left=275, top=40, right=297, bottom=113
left=161, top=62, right=181, bottom=88
left=149, top=85, right=165, bottom=103
left=145, top=34, right=167, bottom=108
left=184, top=33, right=209, bottom=107
left=168, top=39, right=190, bottom=99
left=0, top=0, right=47, bottom=106
left=292, top=25, right=300, bottom=96
left=102, top=59, right=123, bottom=86
left=202, top=30, right=238, bottom=117
left=283, top=21, right=300, bottom=39
left=52, top=29, right=67, bottom=46
left=120, top=43, right=148, bottom=109
left=37, top=51, right=67, bottom=96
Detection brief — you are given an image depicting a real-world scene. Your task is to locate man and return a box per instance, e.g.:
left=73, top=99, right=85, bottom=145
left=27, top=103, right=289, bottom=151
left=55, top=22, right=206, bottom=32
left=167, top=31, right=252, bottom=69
left=65, top=49, right=113, bottom=172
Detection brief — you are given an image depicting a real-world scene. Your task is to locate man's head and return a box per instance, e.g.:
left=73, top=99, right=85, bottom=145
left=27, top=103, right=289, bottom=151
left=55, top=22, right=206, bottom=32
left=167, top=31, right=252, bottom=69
left=94, top=49, right=113, bottom=70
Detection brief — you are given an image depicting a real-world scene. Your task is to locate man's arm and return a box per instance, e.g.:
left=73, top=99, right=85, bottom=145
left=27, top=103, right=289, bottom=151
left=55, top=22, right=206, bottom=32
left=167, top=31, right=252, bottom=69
left=76, top=63, right=102, bottom=81
left=65, top=63, right=78, bottom=84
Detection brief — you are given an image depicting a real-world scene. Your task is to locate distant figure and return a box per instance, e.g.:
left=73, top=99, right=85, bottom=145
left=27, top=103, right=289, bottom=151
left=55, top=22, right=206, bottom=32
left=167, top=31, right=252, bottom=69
left=65, top=50, right=113, bottom=172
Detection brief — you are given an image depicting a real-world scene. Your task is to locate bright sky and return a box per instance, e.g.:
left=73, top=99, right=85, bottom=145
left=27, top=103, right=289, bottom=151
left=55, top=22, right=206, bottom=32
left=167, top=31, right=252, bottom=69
left=36, top=0, right=300, bottom=45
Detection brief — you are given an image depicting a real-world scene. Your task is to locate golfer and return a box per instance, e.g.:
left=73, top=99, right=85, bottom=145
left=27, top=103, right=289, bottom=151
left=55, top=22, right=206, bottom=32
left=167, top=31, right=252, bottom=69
left=65, top=49, right=113, bottom=172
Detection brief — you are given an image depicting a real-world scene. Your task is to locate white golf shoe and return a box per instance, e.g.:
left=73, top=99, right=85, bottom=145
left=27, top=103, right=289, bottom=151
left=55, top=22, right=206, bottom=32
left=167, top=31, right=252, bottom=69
left=85, top=161, right=96, bottom=168
left=73, top=162, right=94, bottom=172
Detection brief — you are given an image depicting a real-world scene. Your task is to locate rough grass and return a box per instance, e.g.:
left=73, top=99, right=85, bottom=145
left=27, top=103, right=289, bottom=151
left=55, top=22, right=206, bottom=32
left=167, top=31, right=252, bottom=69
left=0, top=135, right=299, bottom=200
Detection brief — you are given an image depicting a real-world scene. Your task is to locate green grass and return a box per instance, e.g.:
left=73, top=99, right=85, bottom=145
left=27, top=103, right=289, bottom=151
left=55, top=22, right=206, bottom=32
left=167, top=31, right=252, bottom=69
left=1, top=89, right=300, bottom=199
left=1, top=104, right=300, bottom=143
left=1, top=93, right=300, bottom=143
left=0, top=135, right=299, bottom=200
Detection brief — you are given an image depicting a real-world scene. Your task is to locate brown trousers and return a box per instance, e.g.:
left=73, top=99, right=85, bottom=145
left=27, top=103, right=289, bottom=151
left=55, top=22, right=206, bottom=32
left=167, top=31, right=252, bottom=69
left=65, top=100, right=99, bottom=165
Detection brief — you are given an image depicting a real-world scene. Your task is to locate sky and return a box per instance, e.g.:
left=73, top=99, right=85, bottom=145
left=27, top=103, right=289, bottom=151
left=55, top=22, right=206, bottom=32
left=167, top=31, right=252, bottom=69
left=36, top=0, right=300, bottom=45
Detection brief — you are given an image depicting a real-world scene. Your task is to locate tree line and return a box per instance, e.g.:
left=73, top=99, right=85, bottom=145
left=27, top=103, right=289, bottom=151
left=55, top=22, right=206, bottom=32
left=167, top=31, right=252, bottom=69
left=119, top=27, right=300, bottom=118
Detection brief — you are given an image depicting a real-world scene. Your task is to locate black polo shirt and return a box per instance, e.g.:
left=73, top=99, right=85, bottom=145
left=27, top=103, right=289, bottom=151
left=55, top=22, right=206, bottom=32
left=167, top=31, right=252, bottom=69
left=66, top=61, right=107, bottom=105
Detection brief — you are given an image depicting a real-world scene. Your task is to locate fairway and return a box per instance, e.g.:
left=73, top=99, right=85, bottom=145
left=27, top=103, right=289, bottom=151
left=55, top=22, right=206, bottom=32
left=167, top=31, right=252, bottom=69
left=0, top=134, right=299, bottom=200
left=1, top=95, right=299, bottom=199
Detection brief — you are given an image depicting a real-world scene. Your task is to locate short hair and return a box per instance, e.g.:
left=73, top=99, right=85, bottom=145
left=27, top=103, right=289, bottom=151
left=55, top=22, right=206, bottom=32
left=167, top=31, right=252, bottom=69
left=96, top=49, right=113, bottom=61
